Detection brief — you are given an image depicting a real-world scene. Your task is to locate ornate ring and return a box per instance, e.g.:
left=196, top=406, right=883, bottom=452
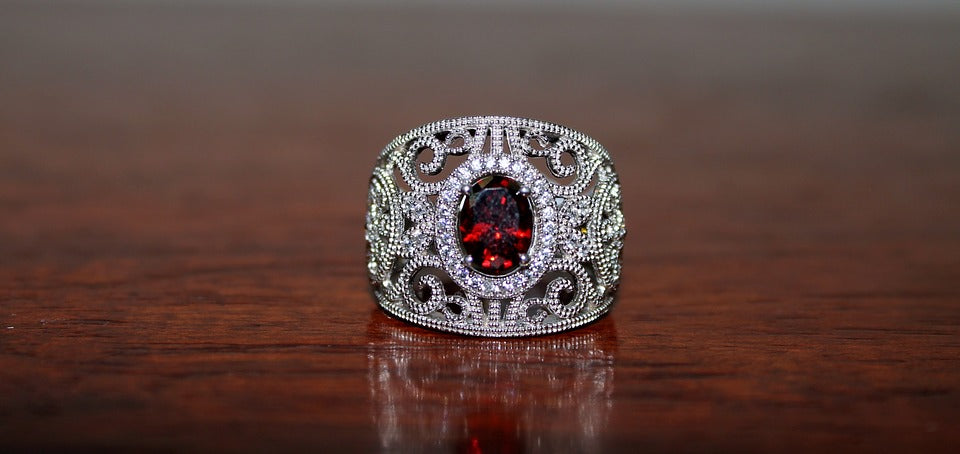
left=365, top=116, right=625, bottom=337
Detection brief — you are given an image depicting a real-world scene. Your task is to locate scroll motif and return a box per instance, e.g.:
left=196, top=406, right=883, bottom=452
left=397, top=255, right=481, bottom=322
left=396, top=127, right=481, bottom=193
left=505, top=127, right=602, bottom=197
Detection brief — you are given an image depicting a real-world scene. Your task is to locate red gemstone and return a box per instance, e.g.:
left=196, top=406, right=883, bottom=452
left=458, top=175, right=533, bottom=276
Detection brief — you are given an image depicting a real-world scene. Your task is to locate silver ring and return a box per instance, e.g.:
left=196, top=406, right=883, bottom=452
left=365, top=116, right=625, bottom=337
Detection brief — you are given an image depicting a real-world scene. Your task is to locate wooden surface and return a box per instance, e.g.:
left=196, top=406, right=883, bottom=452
left=1, top=3, right=959, bottom=452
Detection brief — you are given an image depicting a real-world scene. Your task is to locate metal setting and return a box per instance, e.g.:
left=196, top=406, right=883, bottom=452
left=366, top=116, right=625, bottom=337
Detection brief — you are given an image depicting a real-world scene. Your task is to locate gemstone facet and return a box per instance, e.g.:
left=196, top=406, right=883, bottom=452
left=457, top=175, right=533, bottom=276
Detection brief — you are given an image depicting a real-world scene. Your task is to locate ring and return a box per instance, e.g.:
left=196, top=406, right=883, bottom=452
left=365, top=116, right=625, bottom=337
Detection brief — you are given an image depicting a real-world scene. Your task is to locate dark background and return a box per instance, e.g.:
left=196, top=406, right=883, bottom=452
left=1, top=1, right=958, bottom=452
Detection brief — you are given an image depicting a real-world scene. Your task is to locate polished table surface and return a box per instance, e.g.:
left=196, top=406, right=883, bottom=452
left=1, top=3, right=959, bottom=452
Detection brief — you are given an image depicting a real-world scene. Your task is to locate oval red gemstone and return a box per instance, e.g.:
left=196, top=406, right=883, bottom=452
left=458, top=175, right=533, bottom=276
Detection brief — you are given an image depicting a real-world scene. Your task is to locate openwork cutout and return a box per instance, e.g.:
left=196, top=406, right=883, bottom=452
left=367, top=116, right=625, bottom=336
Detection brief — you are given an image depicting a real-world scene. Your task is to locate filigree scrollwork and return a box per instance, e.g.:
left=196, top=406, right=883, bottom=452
left=505, top=126, right=602, bottom=197
left=513, top=260, right=599, bottom=327
left=366, top=166, right=403, bottom=284
left=586, top=166, right=625, bottom=288
left=520, top=129, right=579, bottom=178
left=397, top=255, right=482, bottom=322
left=396, top=127, right=481, bottom=193
left=368, top=116, right=624, bottom=336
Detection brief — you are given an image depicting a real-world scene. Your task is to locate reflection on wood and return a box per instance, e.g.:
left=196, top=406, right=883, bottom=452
left=367, top=316, right=617, bottom=452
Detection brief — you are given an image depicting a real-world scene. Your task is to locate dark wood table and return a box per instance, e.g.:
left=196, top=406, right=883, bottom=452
left=2, top=3, right=959, bottom=452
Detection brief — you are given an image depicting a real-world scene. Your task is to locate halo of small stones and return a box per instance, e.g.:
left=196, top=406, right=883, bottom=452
left=368, top=116, right=625, bottom=337
left=436, top=152, right=557, bottom=299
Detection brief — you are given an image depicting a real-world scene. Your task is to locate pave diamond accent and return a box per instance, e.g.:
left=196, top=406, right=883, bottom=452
left=366, top=116, right=625, bottom=337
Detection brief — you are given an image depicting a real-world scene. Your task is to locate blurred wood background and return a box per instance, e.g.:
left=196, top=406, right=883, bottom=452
left=1, top=2, right=958, bottom=452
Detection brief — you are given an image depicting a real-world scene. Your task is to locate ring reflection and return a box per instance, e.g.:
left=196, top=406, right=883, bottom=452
left=367, top=314, right=617, bottom=452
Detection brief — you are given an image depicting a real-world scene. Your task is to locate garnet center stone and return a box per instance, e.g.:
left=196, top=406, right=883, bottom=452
left=458, top=175, right=533, bottom=276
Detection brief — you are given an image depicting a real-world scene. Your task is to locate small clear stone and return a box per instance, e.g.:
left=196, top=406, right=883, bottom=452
left=566, top=197, right=592, bottom=225
left=403, top=194, right=433, bottom=221
left=402, top=227, right=430, bottom=255
left=561, top=232, right=590, bottom=259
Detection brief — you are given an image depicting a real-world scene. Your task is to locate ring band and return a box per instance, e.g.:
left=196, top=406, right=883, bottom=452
left=366, top=116, right=625, bottom=336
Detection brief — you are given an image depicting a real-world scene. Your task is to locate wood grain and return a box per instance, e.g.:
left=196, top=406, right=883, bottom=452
left=1, top=3, right=959, bottom=452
